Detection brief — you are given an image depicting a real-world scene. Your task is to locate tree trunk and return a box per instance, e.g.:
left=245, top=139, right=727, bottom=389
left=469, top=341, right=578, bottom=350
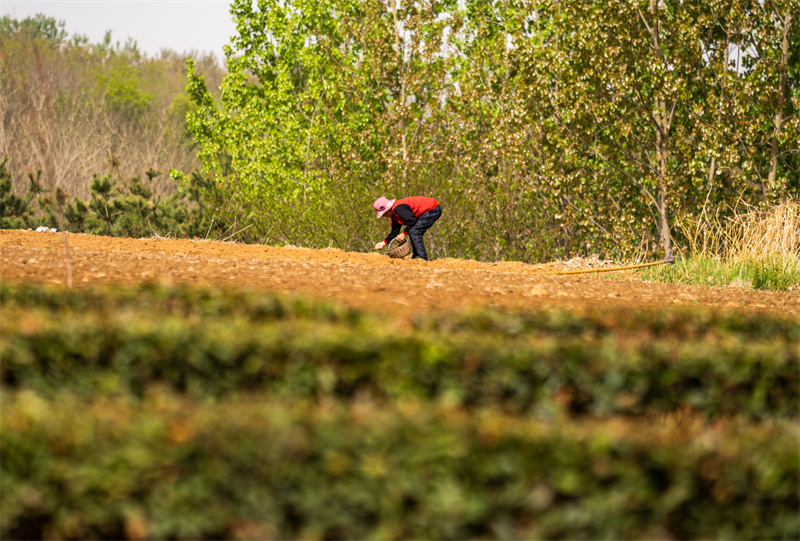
left=390, top=0, right=408, bottom=185
left=646, top=0, right=672, bottom=256
left=767, top=8, right=792, bottom=200
left=655, top=110, right=671, bottom=256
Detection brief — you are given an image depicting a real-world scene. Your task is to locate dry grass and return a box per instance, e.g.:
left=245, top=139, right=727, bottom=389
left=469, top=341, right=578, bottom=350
left=643, top=201, right=800, bottom=290
left=729, top=200, right=800, bottom=264
left=677, top=200, right=800, bottom=263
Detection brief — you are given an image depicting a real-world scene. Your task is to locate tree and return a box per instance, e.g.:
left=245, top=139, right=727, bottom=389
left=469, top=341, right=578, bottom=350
left=541, top=0, right=708, bottom=256
left=736, top=0, right=797, bottom=202
left=1, top=14, right=224, bottom=200
left=185, top=0, right=471, bottom=249
left=183, top=0, right=797, bottom=261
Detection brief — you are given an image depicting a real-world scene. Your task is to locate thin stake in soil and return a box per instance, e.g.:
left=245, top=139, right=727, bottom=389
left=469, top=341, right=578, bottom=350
left=62, top=231, right=73, bottom=288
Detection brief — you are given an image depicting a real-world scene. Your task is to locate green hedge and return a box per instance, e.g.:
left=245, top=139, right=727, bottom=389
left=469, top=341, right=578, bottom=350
left=3, top=283, right=797, bottom=342
left=2, top=284, right=798, bottom=418
left=2, top=283, right=798, bottom=540
left=2, top=391, right=798, bottom=540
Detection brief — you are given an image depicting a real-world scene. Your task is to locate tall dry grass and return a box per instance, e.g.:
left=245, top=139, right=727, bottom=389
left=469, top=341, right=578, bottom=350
left=676, top=200, right=799, bottom=264
left=642, top=201, right=800, bottom=289
left=730, top=200, right=800, bottom=264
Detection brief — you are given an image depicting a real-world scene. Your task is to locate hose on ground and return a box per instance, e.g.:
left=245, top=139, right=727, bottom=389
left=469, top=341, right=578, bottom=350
left=542, top=255, right=678, bottom=276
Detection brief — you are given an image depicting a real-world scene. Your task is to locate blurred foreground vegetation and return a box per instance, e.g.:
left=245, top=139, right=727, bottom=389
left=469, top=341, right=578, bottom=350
left=2, top=283, right=798, bottom=539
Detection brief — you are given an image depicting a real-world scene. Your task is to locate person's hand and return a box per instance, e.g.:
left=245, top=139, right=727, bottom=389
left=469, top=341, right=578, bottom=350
left=374, top=240, right=387, bottom=250
left=396, top=232, right=407, bottom=243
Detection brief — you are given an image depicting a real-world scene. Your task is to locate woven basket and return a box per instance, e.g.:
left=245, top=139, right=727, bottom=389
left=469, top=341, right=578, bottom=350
left=388, top=237, right=412, bottom=259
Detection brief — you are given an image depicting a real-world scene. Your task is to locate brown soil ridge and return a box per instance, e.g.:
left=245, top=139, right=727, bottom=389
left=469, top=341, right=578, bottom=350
left=2, top=229, right=797, bottom=317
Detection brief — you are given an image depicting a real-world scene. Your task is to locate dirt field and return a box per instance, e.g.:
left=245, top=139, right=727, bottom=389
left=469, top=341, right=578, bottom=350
left=1, top=229, right=797, bottom=318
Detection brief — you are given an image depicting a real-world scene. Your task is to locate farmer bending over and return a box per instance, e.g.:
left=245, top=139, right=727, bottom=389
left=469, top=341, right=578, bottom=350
left=373, top=196, right=442, bottom=261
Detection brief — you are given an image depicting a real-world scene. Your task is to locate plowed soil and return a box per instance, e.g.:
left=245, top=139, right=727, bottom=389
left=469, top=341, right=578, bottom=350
left=2, top=229, right=797, bottom=318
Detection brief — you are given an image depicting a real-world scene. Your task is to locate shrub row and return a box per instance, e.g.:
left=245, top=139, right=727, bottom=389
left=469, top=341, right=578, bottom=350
left=2, top=390, right=797, bottom=540
left=2, top=285, right=797, bottom=418
left=418, top=303, right=800, bottom=343
left=0, top=283, right=363, bottom=325
left=3, top=282, right=798, bottom=342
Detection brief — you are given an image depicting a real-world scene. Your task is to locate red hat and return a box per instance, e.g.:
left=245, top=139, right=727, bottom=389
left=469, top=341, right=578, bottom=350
left=373, top=196, right=395, bottom=218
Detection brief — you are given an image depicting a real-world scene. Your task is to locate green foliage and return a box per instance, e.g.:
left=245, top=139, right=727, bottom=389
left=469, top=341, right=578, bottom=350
left=61, top=170, right=207, bottom=238
left=2, top=283, right=798, bottom=539
left=2, top=284, right=797, bottom=418
left=183, top=0, right=557, bottom=258
left=0, top=159, right=65, bottom=230
left=0, top=158, right=34, bottom=229
left=0, top=13, right=66, bottom=42
left=178, top=0, right=797, bottom=262
left=95, top=63, right=153, bottom=121
left=2, top=391, right=798, bottom=540
left=752, top=257, right=798, bottom=291
left=1, top=157, right=210, bottom=239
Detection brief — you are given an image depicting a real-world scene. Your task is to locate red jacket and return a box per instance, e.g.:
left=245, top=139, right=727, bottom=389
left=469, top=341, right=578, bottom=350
left=384, top=196, right=439, bottom=243
left=392, top=197, right=439, bottom=223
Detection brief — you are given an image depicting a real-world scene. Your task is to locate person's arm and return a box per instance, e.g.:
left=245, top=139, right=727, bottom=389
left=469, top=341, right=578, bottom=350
left=384, top=217, right=402, bottom=244
left=392, top=204, right=417, bottom=230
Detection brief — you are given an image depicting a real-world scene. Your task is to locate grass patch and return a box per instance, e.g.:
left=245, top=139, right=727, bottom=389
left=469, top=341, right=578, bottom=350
left=751, top=257, right=799, bottom=290
left=639, top=254, right=800, bottom=289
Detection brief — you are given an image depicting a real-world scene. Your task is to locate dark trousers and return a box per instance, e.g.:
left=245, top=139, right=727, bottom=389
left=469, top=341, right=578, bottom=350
left=407, top=205, right=442, bottom=260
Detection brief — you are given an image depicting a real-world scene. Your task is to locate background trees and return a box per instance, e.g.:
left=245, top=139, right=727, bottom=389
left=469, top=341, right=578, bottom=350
left=0, top=14, right=225, bottom=199
left=183, top=0, right=797, bottom=261
left=2, top=2, right=797, bottom=262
